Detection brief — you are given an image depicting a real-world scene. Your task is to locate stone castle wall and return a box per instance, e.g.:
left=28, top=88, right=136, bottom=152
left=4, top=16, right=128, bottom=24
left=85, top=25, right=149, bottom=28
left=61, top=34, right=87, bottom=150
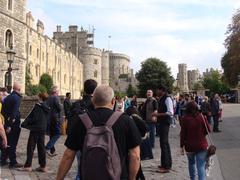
left=0, top=0, right=27, bottom=92
left=0, top=1, right=83, bottom=99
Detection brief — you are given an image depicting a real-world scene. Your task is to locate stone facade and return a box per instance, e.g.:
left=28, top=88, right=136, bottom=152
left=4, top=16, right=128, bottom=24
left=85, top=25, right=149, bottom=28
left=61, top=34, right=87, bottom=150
left=0, top=1, right=83, bottom=98
left=0, top=1, right=135, bottom=96
left=177, top=63, right=189, bottom=93
left=187, top=69, right=200, bottom=90
left=53, top=26, right=136, bottom=91
left=0, top=0, right=27, bottom=92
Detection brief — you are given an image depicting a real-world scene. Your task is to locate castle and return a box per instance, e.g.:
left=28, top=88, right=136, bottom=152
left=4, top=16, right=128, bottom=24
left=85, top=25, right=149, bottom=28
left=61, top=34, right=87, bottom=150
left=0, top=0, right=136, bottom=98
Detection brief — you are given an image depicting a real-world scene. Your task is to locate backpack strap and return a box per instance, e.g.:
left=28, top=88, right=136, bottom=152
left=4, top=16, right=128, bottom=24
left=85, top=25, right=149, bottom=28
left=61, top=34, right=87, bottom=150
left=79, top=113, right=93, bottom=129
left=106, top=111, right=123, bottom=128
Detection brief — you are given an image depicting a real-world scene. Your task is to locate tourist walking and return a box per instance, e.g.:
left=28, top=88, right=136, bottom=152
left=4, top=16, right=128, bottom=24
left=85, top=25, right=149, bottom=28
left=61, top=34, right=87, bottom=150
left=56, top=85, right=141, bottom=180
left=142, top=90, right=158, bottom=148
left=46, top=86, right=62, bottom=156
left=20, top=93, right=50, bottom=172
left=152, top=85, right=173, bottom=173
left=1, top=83, right=22, bottom=168
left=131, top=95, right=138, bottom=108
left=180, top=101, right=211, bottom=180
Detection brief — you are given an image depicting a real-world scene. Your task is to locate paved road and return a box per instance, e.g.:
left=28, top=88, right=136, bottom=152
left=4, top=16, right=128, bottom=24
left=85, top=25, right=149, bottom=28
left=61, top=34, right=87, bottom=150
left=212, top=104, right=240, bottom=180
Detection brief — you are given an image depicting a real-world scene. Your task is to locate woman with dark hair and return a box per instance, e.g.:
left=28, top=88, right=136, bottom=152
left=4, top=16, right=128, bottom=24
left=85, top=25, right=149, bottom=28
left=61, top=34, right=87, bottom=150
left=125, top=106, right=148, bottom=180
left=180, top=101, right=211, bottom=180
left=19, top=93, right=50, bottom=172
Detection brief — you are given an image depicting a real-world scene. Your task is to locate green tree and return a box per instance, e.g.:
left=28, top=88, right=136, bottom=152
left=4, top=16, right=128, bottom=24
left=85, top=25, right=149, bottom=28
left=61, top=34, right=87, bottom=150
left=202, top=70, right=230, bottom=95
left=221, top=9, right=240, bottom=87
left=192, top=82, right=203, bottom=91
left=136, top=58, right=174, bottom=97
left=25, top=64, right=33, bottom=96
left=39, top=73, right=53, bottom=93
left=126, top=84, right=137, bottom=97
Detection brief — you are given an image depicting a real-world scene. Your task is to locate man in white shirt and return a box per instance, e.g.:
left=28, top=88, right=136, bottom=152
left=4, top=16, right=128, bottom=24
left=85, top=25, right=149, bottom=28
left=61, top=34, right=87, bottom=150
left=152, top=85, right=173, bottom=173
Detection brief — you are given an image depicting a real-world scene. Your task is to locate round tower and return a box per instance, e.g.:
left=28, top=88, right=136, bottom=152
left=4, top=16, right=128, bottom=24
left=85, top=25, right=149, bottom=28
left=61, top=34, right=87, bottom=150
left=79, top=47, right=102, bottom=85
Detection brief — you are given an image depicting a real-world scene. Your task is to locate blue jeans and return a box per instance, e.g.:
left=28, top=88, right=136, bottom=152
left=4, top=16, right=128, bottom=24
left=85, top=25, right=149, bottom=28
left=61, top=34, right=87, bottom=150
left=45, top=134, right=60, bottom=150
left=75, top=151, right=81, bottom=180
left=146, top=122, right=156, bottom=148
left=187, top=151, right=207, bottom=180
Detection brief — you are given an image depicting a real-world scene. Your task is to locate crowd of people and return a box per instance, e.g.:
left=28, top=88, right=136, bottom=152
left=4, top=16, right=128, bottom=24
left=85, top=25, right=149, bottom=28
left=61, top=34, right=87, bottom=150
left=0, top=80, right=224, bottom=180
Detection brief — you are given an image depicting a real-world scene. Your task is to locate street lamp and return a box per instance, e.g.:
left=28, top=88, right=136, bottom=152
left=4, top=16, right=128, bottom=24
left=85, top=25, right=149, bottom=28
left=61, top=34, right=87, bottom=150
left=5, top=45, right=16, bottom=93
left=238, top=74, right=240, bottom=86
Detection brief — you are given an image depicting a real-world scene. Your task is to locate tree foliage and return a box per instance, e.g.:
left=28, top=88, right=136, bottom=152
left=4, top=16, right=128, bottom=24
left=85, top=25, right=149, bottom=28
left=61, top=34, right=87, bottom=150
left=39, top=73, right=53, bottom=93
left=202, top=70, right=230, bottom=95
left=221, top=9, right=240, bottom=87
left=136, top=58, right=174, bottom=97
left=126, top=84, right=137, bottom=97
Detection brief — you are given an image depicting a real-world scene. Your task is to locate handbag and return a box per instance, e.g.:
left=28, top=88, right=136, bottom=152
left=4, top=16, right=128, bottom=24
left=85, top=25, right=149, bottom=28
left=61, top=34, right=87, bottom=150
left=201, top=114, right=216, bottom=157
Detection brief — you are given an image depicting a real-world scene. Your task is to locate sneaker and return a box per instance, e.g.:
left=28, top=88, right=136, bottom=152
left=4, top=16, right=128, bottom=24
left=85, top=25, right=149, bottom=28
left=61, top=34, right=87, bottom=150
left=46, top=150, right=57, bottom=157
left=35, top=167, right=52, bottom=173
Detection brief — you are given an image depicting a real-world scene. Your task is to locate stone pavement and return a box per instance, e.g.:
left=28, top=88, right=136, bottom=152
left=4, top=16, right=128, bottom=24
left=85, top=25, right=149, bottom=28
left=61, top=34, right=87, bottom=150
left=0, top=124, right=223, bottom=180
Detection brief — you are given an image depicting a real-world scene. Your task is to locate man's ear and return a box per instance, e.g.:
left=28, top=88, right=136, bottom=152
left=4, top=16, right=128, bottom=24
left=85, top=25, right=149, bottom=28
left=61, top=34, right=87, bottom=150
left=111, top=97, right=116, bottom=106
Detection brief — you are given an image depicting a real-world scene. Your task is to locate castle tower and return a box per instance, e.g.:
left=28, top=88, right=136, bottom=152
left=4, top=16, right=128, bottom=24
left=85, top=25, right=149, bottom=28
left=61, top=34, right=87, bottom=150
left=178, top=64, right=189, bottom=93
left=53, top=25, right=103, bottom=85
left=0, top=0, right=27, bottom=91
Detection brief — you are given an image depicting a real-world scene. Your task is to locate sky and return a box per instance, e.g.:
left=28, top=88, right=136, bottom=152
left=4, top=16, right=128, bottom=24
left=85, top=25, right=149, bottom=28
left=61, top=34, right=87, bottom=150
left=27, top=0, right=240, bottom=77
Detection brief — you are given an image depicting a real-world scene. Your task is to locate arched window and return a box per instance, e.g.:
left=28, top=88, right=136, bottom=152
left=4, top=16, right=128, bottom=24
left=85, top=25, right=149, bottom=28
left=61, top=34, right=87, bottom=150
left=5, top=29, right=13, bottom=48
left=8, top=0, right=13, bottom=11
left=64, top=74, right=67, bottom=84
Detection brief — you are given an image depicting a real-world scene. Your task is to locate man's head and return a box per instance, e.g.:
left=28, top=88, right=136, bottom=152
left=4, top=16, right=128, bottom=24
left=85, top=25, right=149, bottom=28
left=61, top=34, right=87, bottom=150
left=51, top=86, right=59, bottom=96
left=92, top=85, right=115, bottom=109
left=66, top=92, right=71, bottom=99
left=214, top=93, right=219, bottom=99
left=84, top=79, right=98, bottom=95
left=13, top=82, right=21, bottom=93
left=156, top=85, right=167, bottom=97
left=146, top=89, right=153, bottom=98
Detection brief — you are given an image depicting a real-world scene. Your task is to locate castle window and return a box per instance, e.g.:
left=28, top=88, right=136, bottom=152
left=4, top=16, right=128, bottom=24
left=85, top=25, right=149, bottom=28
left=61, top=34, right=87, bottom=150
left=94, top=71, right=98, bottom=78
left=5, top=29, right=13, bottom=48
left=58, top=71, right=60, bottom=81
left=37, top=48, right=39, bottom=59
left=29, top=45, right=32, bottom=55
left=8, top=0, right=13, bottom=11
left=94, top=59, right=98, bottom=65
left=42, top=52, right=44, bottom=61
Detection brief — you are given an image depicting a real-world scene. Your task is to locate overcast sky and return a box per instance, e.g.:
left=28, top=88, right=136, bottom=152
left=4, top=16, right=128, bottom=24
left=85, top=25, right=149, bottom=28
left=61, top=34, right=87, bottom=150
left=27, top=0, right=240, bottom=77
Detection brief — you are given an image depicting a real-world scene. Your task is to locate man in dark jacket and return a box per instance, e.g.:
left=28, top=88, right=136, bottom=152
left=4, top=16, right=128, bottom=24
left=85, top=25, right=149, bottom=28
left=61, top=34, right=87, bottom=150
left=63, top=92, right=71, bottom=120
left=211, top=94, right=221, bottom=132
left=45, top=86, right=62, bottom=156
left=1, top=83, right=22, bottom=168
left=69, top=79, right=97, bottom=180
left=142, top=90, right=158, bottom=148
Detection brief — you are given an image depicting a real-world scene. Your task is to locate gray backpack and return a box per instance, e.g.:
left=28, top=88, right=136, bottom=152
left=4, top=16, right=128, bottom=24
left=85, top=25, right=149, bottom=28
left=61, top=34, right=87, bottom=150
left=79, top=111, right=123, bottom=180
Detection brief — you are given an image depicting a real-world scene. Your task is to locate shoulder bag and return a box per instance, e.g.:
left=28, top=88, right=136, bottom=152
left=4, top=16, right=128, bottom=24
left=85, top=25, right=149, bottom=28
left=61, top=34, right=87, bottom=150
left=201, top=113, right=216, bottom=157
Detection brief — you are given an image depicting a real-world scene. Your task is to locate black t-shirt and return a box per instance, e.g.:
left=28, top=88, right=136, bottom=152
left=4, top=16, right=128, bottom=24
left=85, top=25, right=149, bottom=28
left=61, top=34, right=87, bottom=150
left=65, top=107, right=142, bottom=179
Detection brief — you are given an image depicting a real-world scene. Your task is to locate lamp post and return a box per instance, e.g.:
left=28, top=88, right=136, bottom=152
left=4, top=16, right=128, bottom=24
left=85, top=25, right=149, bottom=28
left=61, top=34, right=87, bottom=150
left=5, top=46, right=16, bottom=93
left=238, top=74, right=240, bottom=86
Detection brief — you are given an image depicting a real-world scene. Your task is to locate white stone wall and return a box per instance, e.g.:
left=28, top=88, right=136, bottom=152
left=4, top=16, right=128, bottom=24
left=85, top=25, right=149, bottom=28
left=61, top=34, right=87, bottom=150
left=101, top=51, right=109, bottom=85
